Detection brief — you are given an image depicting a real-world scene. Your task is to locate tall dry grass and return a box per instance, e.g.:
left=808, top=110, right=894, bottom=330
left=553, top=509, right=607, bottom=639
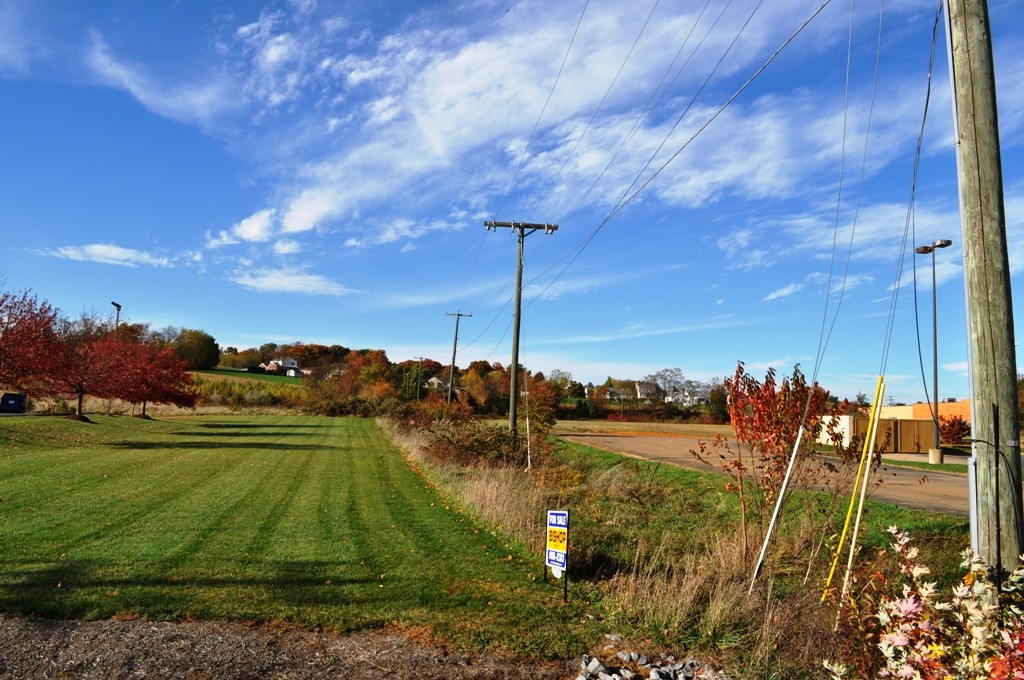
left=606, top=524, right=840, bottom=675
left=452, top=466, right=548, bottom=551
left=379, top=418, right=548, bottom=551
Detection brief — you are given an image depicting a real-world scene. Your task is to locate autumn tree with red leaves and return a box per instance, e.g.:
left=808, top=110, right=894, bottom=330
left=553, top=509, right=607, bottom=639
left=127, top=345, right=196, bottom=416
left=692, top=362, right=857, bottom=555
left=42, top=322, right=196, bottom=418
left=726, top=361, right=833, bottom=504
left=0, top=290, right=62, bottom=393
left=46, top=334, right=134, bottom=417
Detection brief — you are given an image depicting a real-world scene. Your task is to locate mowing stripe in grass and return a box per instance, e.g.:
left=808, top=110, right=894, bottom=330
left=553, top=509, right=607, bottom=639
left=0, top=415, right=601, bottom=656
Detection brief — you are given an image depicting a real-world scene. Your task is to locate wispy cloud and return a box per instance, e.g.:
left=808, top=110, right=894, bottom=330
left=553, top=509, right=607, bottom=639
left=273, top=239, right=302, bottom=255
left=45, top=243, right=173, bottom=268
left=86, top=33, right=237, bottom=129
left=764, top=282, right=805, bottom=301
left=0, top=3, right=42, bottom=75
left=541, top=317, right=745, bottom=344
left=744, top=357, right=807, bottom=372
left=229, top=266, right=353, bottom=296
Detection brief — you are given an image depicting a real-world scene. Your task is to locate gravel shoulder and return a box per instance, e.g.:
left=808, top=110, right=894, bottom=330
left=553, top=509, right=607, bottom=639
left=0, top=616, right=574, bottom=679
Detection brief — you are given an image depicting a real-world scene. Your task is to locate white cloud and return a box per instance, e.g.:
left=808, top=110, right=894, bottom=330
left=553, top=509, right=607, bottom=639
left=282, top=191, right=335, bottom=233
left=230, top=266, right=353, bottom=296
left=763, top=283, right=805, bottom=301
left=259, top=34, right=297, bottom=70
left=0, top=3, right=41, bottom=75
left=540, top=317, right=747, bottom=345
left=942, top=361, right=969, bottom=374
left=86, top=33, right=236, bottom=129
left=273, top=239, right=302, bottom=255
left=745, top=357, right=805, bottom=372
left=205, top=230, right=238, bottom=249
left=233, top=209, right=276, bottom=242
left=47, top=243, right=173, bottom=268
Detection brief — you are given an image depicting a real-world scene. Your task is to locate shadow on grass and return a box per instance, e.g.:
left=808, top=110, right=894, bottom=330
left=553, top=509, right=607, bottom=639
left=108, top=441, right=351, bottom=452
left=195, top=423, right=328, bottom=430
left=0, top=558, right=385, bottom=623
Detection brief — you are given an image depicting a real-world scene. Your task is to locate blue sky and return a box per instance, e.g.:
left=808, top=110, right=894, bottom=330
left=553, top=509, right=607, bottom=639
left=1, top=0, right=1021, bottom=403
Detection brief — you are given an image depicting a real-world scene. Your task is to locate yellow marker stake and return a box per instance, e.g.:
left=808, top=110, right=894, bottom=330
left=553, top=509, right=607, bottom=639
left=819, top=374, right=884, bottom=605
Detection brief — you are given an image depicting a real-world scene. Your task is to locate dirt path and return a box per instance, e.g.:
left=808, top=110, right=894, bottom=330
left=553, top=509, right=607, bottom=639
left=557, top=431, right=970, bottom=515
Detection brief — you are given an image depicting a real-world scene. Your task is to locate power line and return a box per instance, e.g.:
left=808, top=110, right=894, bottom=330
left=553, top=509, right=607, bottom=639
left=526, top=0, right=664, bottom=220
left=493, top=2, right=589, bottom=219
left=526, top=0, right=835, bottom=307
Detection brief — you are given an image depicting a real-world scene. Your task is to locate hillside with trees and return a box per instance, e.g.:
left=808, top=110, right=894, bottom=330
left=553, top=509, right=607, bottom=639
left=2, top=286, right=729, bottom=424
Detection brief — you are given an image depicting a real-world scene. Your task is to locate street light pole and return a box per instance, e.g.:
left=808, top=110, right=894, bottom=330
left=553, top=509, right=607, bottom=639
left=915, top=239, right=952, bottom=453
left=111, top=301, right=121, bottom=331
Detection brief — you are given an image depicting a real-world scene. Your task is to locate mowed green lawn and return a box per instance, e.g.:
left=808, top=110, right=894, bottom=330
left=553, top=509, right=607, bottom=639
left=0, top=415, right=596, bottom=656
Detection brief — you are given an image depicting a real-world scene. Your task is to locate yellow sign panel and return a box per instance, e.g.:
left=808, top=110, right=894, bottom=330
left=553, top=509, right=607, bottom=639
left=547, top=527, right=567, bottom=553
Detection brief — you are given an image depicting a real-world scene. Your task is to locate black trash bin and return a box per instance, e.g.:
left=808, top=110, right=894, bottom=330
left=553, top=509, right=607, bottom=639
left=0, top=393, right=27, bottom=413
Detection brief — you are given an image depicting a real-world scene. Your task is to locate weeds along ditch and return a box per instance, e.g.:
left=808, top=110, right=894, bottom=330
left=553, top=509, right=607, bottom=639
left=382, top=416, right=971, bottom=678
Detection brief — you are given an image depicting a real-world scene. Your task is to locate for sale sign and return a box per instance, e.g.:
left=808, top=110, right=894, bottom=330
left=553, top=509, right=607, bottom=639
left=545, top=510, right=569, bottom=574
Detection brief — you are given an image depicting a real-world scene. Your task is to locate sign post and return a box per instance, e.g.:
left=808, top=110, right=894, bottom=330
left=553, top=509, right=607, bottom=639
left=545, top=509, right=569, bottom=602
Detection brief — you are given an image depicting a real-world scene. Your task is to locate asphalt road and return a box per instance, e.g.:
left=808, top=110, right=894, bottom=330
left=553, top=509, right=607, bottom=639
left=556, top=431, right=971, bottom=515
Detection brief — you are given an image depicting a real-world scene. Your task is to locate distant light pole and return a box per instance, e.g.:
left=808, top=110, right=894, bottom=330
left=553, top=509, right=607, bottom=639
left=111, top=301, right=122, bottom=331
left=915, top=238, right=952, bottom=452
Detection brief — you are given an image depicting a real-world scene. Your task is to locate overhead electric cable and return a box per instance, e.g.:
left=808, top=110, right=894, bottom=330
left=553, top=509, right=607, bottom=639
left=456, top=2, right=586, bottom=356
left=603, top=0, right=833, bottom=227
left=881, top=0, right=944, bottom=375
left=553, top=0, right=728, bottom=228
left=749, top=0, right=858, bottom=590
left=820, top=0, right=946, bottom=612
left=493, top=1, right=589, bottom=220
left=893, top=0, right=946, bottom=387
left=810, top=0, right=888, bottom=389
left=606, top=0, right=767, bottom=224
left=526, top=0, right=663, bottom=219
left=525, top=0, right=834, bottom=304
left=522, top=0, right=750, bottom=296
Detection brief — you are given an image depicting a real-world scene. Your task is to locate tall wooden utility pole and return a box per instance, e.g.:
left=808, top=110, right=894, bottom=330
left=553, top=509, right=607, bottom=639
left=414, top=356, right=424, bottom=402
left=946, top=0, right=1022, bottom=573
left=484, top=221, right=558, bottom=434
left=445, top=312, right=471, bottom=405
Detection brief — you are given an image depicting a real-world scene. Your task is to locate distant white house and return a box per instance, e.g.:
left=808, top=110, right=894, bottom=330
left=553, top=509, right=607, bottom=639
left=665, top=388, right=708, bottom=406
left=425, top=375, right=449, bottom=391
left=260, top=357, right=301, bottom=376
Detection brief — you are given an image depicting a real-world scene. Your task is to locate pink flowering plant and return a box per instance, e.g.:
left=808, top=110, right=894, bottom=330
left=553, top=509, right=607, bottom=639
left=826, top=526, right=1024, bottom=678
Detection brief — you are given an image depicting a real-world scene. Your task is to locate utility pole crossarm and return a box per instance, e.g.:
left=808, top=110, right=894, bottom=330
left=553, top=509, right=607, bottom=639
left=485, top=221, right=559, bottom=235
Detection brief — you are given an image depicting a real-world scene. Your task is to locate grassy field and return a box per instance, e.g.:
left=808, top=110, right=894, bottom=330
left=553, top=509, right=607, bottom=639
left=0, top=415, right=599, bottom=657
left=196, top=368, right=303, bottom=385
left=553, top=419, right=733, bottom=438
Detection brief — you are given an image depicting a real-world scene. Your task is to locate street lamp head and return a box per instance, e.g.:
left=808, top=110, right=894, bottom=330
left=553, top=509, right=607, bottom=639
left=915, top=245, right=934, bottom=255
left=111, top=301, right=121, bottom=311
left=933, top=238, right=953, bottom=249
